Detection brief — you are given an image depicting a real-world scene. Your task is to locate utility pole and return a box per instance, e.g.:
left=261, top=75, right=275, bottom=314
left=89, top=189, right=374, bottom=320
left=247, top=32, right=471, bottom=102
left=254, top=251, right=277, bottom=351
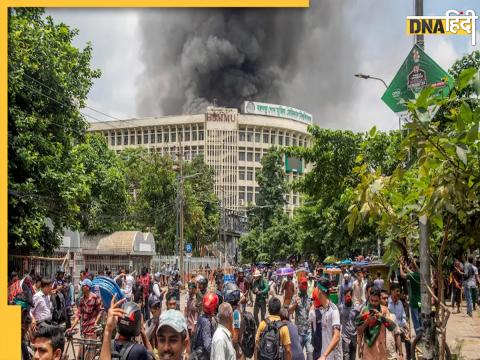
left=178, top=141, right=185, bottom=284
left=414, top=0, right=434, bottom=358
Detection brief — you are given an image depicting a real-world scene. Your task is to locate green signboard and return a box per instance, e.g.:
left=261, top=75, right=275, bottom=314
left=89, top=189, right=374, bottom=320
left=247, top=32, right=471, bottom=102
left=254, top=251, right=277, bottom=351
left=285, top=155, right=303, bottom=174
left=381, top=44, right=453, bottom=115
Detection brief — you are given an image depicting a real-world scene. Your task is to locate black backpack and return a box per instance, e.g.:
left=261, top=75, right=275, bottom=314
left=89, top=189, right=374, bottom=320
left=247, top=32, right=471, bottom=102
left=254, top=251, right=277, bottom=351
left=51, top=293, right=66, bottom=324
left=258, top=318, right=286, bottom=360
left=241, top=311, right=256, bottom=358
left=111, top=340, right=136, bottom=360
left=190, top=316, right=217, bottom=360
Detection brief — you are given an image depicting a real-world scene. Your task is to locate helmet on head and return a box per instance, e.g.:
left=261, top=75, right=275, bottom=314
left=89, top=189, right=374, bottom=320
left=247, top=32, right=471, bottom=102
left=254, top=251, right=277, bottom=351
left=196, top=275, right=207, bottom=286
left=203, top=292, right=219, bottom=316
left=117, top=302, right=142, bottom=338
left=154, top=272, right=161, bottom=282
left=222, top=282, right=241, bottom=305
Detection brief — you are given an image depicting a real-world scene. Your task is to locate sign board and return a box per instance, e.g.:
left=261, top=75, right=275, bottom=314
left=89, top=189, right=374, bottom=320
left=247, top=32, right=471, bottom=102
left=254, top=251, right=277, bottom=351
left=139, top=243, right=152, bottom=252
left=381, top=44, right=453, bottom=120
left=285, top=154, right=303, bottom=174
left=242, top=101, right=313, bottom=124
left=205, top=107, right=238, bottom=131
left=185, top=243, right=193, bottom=253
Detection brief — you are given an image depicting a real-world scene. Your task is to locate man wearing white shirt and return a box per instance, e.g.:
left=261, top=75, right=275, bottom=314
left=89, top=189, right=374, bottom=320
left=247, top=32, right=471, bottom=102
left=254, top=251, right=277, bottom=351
left=31, top=277, right=53, bottom=329
left=351, top=271, right=366, bottom=305
left=211, top=302, right=236, bottom=360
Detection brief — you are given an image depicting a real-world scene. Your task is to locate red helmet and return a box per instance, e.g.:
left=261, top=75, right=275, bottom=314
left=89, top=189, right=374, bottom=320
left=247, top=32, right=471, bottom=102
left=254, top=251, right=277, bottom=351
left=203, top=292, right=219, bottom=315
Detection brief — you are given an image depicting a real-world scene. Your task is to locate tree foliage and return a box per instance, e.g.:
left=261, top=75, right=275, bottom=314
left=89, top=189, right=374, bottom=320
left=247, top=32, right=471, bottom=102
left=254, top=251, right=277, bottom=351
left=8, top=8, right=101, bottom=253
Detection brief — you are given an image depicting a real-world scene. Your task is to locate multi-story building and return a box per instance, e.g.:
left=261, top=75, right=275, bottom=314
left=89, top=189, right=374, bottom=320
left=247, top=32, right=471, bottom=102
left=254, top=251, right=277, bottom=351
left=89, top=102, right=312, bottom=260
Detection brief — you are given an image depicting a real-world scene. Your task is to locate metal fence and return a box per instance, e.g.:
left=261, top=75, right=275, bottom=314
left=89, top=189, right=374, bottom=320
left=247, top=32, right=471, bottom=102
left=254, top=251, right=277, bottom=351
left=151, top=255, right=221, bottom=275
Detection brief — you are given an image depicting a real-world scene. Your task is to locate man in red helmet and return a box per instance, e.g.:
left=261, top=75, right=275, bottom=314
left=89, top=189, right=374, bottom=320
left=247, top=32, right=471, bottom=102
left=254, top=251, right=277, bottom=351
left=190, top=292, right=219, bottom=360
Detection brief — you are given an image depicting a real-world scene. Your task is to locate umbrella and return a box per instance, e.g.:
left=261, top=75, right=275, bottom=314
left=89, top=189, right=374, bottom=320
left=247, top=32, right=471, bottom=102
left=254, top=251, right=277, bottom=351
left=324, top=255, right=340, bottom=264
left=276, top=267, right=295, bottom=276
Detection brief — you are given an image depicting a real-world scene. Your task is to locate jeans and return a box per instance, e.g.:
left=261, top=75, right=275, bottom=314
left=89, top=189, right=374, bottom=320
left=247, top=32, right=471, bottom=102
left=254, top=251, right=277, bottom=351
left=342, top=338, right=357, bottom=360
left=464, top=284, right=473, bottom=315
left=142, top=301, right=150, bottom=321
left=410, top=306, right=422, bottom=335
left=253, top=300, right=266, bottom=326
left=471, top=287, right=478, bottom=310
left=299, top=331, right=313, bottom=360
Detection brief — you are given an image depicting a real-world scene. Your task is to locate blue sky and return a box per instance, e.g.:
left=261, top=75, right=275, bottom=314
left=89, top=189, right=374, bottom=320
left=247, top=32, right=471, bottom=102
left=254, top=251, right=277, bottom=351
left=47, top=1, right=479, bottom=132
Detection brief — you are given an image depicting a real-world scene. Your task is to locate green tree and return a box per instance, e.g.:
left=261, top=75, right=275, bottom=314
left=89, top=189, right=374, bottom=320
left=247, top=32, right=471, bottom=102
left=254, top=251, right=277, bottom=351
left=8, top=8, right=100, bottom=253
left=120, top=149, right=220, bottom=255
left=70, top=133, right=129, bottom=234
left=252, top=148, right=288, bottom=229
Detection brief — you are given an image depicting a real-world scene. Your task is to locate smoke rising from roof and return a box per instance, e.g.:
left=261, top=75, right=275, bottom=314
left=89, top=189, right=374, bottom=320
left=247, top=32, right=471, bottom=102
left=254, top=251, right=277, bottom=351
left=135, top=2, right=361, bottom=125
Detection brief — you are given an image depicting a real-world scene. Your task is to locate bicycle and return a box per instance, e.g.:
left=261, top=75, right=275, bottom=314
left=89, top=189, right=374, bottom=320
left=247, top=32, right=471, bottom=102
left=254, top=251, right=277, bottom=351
left=63, top=326, right=103, bottom=360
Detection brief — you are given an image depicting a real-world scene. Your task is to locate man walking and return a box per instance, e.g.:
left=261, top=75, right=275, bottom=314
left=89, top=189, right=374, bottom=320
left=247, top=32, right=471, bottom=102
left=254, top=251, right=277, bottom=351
left=338, top=288, right=360, bottom=360
left=388, top=283, right=410, bottom=359
left=289, top=277, right=313, bottom=360
left=211, top=302, right=236, bottom=360
left=31, top=278, right=54, bottom=329
left=462, top=256, right=476, bottom=317
left=352, top=271, right=366, bottom=306
left=356, top=288, right=398, bottom=359
left=251, top=270, right=269, bottom=326
left=312, top=279, right=342, bottom=360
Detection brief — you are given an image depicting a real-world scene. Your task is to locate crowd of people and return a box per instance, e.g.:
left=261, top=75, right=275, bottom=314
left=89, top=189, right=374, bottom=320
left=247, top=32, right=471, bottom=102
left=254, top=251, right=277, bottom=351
left=7, top=254, right=480, bottom=360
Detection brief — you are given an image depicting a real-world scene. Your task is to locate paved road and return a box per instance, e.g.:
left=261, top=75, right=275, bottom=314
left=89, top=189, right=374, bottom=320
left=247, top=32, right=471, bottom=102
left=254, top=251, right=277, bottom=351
left=446, top=305, right=480, bottom=360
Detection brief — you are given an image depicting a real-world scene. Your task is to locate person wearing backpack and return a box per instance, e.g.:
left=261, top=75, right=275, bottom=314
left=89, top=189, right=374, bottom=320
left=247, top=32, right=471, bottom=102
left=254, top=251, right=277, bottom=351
left=222, top=281, right=256, bottom=360
left=191, top=292, right=219, bottom=360
left=100, top=298, right=152, bottom=360
left=150, top=272, right=165, bottom=313
left=254, top=296, right=292, bottom=360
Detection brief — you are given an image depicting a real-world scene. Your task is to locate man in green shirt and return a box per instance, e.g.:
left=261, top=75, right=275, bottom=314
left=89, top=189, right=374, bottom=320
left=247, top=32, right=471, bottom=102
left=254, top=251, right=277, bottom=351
left=252, top=270, right=269, bottom=326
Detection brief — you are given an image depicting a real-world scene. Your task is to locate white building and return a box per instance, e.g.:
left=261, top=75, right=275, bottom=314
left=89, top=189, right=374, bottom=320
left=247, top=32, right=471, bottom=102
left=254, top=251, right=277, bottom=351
left=88, top=102, right=312, bottom=214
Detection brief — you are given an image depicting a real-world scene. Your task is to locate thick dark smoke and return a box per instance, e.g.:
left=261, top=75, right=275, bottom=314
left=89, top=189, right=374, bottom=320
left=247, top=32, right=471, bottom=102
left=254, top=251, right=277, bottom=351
left=135, top=2, right=363, bottom=125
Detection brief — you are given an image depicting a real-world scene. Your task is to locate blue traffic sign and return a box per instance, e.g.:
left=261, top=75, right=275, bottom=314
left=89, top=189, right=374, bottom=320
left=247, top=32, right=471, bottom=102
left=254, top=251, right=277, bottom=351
left=185, top=243, right=193, bottom=253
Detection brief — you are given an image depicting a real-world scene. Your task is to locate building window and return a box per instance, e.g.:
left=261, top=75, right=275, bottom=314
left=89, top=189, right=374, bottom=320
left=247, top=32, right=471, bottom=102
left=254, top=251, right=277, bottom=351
left=247, top=193, right=253, bottom=202
left=239, top=192, right=245, bottom=200
left=164, top=133, right=169, bottom=143
left=270, top=133, right=276, bottom=144
left=278, top=135, right=283, bottom=145
left=239, top=131, right=245, bottom=141
left=263, top=133, right=269, bottom=143
left=285, top=136, right=290, bottom=146
left=247, top=131, right=253, bottom=142
left=255, top=133, right=260, bottom=143
left=247, top=152, right=253, bottom=162
left=130, top=133, right=135, bottom=145
left=150, top=130, right=155, bottom=144
left=192, top=130, right=197, bottom=141
left=137, top=134, right=142, bottom=144
left=123, top=132, right=128, bottom=145
left=239, top=171, right=245, bottom=180
left=185, top=131, right=190, bottom=141
left=143, top=131, right=148, bottom=144
left=171, top=132, right=176, bottom=142
left=247, top=171, right=253, bottom=180
left=255, top=152, right=261, bottom=162
left=116, top=133, right=122, bottom=146
left=157, top=132, right=162, bottom=143
left=293, top=137, right=297, bottom=146
left=239, top=152, right=245, bottom=161
left=199, top=130, right=204, bottom=141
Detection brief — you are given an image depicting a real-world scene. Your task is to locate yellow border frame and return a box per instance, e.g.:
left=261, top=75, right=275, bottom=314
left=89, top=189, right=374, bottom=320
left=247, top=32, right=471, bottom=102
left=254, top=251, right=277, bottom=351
left=1, top=1, right=308, bottom=358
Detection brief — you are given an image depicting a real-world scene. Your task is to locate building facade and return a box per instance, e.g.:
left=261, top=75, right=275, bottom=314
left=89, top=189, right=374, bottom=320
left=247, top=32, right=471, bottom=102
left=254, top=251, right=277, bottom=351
left=89, top=102, right=312, bottom=214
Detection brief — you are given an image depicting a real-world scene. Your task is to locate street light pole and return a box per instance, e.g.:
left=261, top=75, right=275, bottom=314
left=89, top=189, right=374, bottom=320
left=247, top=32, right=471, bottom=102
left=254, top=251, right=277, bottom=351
left=354, top=73, right=388, bottom=88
